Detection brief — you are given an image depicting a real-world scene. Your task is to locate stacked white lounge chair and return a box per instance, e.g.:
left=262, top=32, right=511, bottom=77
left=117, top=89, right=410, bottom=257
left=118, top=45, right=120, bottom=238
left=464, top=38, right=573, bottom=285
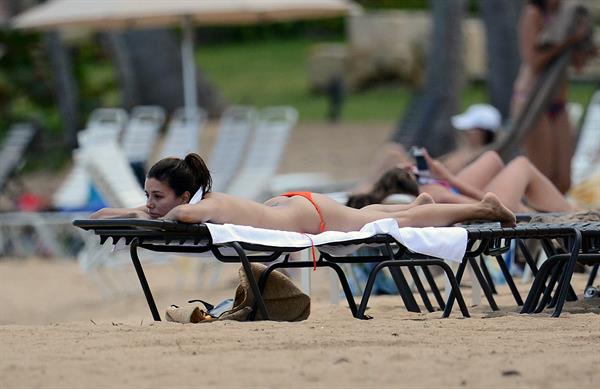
left=159, top=107, right=206, bottom=159
left=227, top=106, right=298, bottom=200
left=121, top=106, right=165, bottom=168
left=53, top=108, right=128, bottom=210
left=209, top=106, right=257, bottom=192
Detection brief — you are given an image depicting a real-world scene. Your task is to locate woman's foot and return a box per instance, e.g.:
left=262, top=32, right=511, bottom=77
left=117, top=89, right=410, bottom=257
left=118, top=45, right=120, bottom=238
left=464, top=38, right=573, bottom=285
left=480, top=193, right=516, bottom=227
left=412, top=193, right=435, bottom=206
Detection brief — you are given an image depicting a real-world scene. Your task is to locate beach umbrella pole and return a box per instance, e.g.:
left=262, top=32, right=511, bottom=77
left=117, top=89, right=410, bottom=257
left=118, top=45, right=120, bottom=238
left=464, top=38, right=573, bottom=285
left=181, top=15, right=197, bottom=116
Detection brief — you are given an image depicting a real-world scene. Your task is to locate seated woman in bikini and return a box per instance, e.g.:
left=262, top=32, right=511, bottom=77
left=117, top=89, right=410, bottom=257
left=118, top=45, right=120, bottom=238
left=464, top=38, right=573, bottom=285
left=90, top=153, right=517, bottom=231
left=347, top=149, right=575, bottom=214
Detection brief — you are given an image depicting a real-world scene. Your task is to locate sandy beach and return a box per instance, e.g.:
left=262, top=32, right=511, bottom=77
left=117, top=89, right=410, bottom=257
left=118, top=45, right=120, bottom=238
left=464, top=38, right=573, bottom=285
left=1, top=121, right=599, bottom=388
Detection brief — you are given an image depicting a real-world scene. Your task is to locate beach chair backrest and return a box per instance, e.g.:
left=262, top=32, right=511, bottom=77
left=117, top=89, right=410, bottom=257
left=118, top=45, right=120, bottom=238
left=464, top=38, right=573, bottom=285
left=571, top=90, right=600, bottom=185
left=209, top=106, right=257, bottom=192
left=227, top=106, right=298, bottom=200
left=159, top=107, right=206, bottom=159
left=80, top=141, right=145, bottom=208
left=0, top=123, right=37, bottom=193
left=86, top=108, right=128, bottom=139
left=52, top=149, right=91, bottom=210
left=121, top=106, right=166, bottom=164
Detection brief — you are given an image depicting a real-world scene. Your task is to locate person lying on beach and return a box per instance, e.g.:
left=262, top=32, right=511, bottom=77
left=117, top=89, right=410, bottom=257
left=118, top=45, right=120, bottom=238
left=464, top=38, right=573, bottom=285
left=347, top=150, right=574, bottom=214
left=90, top=153, right=516, bottom=231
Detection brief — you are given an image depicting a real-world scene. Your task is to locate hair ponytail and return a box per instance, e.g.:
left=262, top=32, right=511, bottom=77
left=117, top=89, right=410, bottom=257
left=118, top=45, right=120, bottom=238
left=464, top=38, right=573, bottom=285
left=183, top=153, right=212, bottom=196
left=147, top=153, right=212, bottom=201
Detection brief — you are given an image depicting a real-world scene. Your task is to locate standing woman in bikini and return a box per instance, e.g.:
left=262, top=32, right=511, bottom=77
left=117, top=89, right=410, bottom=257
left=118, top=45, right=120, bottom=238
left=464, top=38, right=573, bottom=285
left=90, top=153, right=516, bottom=230
left=511, top=0, right=592, bottom=193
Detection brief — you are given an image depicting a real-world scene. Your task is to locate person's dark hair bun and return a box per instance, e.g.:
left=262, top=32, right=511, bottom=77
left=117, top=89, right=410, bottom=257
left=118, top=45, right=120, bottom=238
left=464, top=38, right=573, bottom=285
left=147, top=153, right=212, bottom=200
left=184, top=153, right=212, bottom=195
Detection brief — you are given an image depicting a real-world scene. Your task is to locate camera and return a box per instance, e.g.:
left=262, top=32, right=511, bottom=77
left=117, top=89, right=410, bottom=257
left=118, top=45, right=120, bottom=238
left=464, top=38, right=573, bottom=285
left=411, top=147, right=429, bottom=173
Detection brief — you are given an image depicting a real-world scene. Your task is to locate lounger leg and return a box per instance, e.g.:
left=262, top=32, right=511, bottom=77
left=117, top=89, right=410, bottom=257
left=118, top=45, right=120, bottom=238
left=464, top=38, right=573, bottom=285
left=357, top=261, right=389, bottom=320
left=435, top=261, right=469, bottom=318
left=408, top=265, right=435, bottom=312
left=382, top=243, right=420, bottom=313
left=227, top=242, right=270, bottom=320
left=421, top=265, right=445, bottom=310
left=467, top=257, right=499, bottom=311
left=518, top=239, right=539, bottom=276
left=494, top=255, right=523, bottom=306
left=551, top=230, right=582, bottom=318
left=130, top=239, right=161, bottom=321
left=323, top=262, right=359, bottom=317
left=479, top=256, right=497, bottom=294
left=522, top=254, right=564, bottom=313
left=443, top=260, right=467, bottom=318
left=535, top=260, right=565, bottom=313
left=585, top=264, right=599, bottom=289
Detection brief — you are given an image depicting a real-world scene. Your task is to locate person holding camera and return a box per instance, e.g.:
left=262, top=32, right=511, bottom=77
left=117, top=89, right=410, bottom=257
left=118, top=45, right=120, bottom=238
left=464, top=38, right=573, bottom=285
left=347, top=149, right=574, bottom=214
left=350, top=104, right=502, bottom=195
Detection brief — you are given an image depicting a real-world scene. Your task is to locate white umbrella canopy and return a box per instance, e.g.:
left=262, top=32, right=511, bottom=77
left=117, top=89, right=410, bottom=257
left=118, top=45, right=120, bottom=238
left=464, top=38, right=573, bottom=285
left=13, top=0, right=361, bottom=114
left=13, top=0, right=361, bottom=29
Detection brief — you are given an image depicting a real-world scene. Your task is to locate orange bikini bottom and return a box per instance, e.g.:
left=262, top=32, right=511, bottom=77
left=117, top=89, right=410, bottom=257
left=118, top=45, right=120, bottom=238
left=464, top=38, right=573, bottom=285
left=279, top=191, right=326, bottom=233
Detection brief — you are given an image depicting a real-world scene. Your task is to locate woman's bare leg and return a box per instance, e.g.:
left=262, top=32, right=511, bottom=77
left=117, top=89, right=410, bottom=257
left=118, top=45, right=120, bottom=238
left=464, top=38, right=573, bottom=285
left=455, top=150, right=505, bottom=189
left=484, top=156, right=574, bottom=212
left=392, top=193, right=516, bottom=228
left=315, top=193, right=514, bottom=231
left=523, top=115, right=555, bottom=187
left=361, top=193, right=434, bottom=213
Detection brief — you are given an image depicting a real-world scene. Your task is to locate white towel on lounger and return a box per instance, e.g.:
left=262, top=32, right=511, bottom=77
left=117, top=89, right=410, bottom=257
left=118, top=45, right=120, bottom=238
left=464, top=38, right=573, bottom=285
left=205, top=218, right=468, bottom=262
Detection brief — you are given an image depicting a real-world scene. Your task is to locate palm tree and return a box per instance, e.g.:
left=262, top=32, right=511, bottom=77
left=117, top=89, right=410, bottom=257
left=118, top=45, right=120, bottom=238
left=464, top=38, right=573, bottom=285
left=391, top=0, right=466, bottom=157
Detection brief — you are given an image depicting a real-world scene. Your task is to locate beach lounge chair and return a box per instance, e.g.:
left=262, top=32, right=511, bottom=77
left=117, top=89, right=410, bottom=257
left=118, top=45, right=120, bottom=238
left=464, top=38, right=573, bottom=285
left=121, top=106, right=166, bottom=183
left=159, top=107, right=206, bottom=159
left=73, top=218, right=471, bottom=321
left=0, top=123, right=37, bottom=200
left=79, top=141, right=145, bottom=208
left=53, top=108, right=128, bottom=211
left=227, top=106, right=298, bottom=200
left=571, top=90, right=600, bottom=186
left=208, top=106, right=257, bottom=192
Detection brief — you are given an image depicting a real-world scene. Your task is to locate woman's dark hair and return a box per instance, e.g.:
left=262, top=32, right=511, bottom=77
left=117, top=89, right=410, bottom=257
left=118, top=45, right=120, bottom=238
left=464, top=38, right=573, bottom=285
left=529, top=0, right=547, bottom=12
left=147, top=153, right=212, bottom=199
left=346, top=167, right=420, bottom=209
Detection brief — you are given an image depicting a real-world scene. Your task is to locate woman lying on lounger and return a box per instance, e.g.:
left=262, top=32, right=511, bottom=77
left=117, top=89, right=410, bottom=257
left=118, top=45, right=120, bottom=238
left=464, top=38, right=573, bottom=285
left=90, top=153, right=516, bottom=231
left=347, top=149, right=574, bottom=214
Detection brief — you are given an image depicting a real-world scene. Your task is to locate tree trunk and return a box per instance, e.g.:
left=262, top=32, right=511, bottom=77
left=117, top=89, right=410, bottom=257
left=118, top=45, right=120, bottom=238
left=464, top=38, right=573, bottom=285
left=391, top=0, right=466, bottom=157
left=480, top=0, right=522, bottom=121
left=104, top=28, right=226, bottom=117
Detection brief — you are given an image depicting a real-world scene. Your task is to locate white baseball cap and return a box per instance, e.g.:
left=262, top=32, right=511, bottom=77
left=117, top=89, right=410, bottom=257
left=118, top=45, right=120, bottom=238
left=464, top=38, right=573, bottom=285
left=451, top=104, right=501, bottom=132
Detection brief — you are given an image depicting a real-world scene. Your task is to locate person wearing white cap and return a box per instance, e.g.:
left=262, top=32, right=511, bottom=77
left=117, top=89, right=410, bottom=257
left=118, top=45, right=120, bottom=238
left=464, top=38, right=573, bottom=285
left=350, top=104, right=503, bottom=194
left=443, top=104, right=502, bottom=173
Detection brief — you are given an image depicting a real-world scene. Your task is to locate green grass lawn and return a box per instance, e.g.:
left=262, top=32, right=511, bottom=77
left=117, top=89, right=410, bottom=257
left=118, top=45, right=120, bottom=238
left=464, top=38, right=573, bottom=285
left=197, top=37, right=598, bottom=122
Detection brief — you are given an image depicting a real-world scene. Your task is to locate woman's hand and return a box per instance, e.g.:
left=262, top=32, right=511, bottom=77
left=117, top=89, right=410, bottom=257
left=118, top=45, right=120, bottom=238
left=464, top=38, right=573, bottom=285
left=162, top=205, right=182, bottom=221
left=423, top=149, right=453, bottom=181
left=129, top=209, right=151, bottom=219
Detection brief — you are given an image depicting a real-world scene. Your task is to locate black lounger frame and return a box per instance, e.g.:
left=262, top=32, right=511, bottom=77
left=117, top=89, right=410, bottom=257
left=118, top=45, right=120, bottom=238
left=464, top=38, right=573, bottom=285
left=73, top=219, right=600, bottom=320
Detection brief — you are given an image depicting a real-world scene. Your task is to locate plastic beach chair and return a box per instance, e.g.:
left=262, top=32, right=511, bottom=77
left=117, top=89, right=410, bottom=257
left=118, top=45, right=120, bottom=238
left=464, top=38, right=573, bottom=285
left=159, top=107, right=206, bottom=159
left=571, top=90, right=600, bottom=185
left=227, top=106, right=298, bottom=200
left=80, top=141, right=145, bottom=208
left=121, top=106, right=165, bottom=165
left=53, top=108, right=129, bottom=210
left=0, top=122, right=37, bottom=196
left=209, top=106, right=257, bottom=192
